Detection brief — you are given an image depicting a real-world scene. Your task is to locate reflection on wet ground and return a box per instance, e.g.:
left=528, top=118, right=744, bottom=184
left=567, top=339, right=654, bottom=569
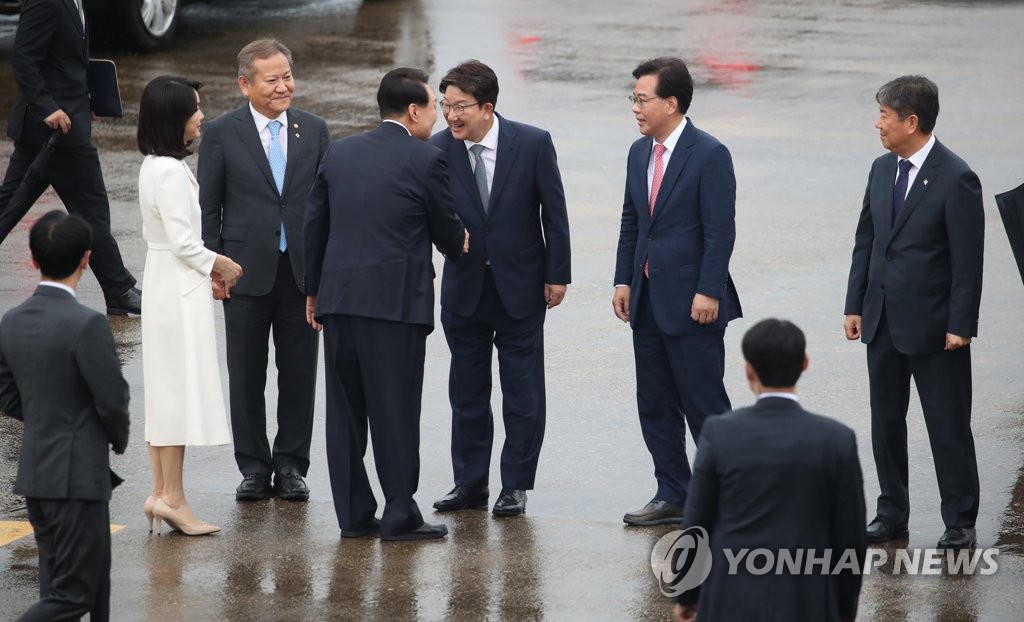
left=1, top=0, right=1024, bottom=619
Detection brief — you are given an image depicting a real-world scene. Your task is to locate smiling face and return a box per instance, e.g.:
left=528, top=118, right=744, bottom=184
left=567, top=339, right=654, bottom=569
left=441, top=84, right=493, bottom=143
left=875, top=104, right=918, bottom=157
left=238, top=52, right=294, bottom=118
left=632, top=74, right=677, bottom=143
left=184, top=90, right=203, bottom=144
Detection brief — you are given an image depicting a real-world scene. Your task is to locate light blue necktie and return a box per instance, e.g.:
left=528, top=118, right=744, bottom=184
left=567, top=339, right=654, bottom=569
left=268, top=120, right=287, bottom=252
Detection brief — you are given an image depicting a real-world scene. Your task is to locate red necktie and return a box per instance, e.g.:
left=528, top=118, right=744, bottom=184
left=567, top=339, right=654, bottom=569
left=644, top=143, right=667, bottom=277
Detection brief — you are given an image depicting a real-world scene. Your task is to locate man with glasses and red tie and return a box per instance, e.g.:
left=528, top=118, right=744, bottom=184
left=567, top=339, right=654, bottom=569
left=429, top=60, right=571, bottom=518
left=613, top=57, right=742, bottom=527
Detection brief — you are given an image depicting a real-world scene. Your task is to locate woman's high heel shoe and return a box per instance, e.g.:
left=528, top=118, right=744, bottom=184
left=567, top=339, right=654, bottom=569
left=143, top=495, right=160, bottom=532
left=152, top=499, right=221, bottom=536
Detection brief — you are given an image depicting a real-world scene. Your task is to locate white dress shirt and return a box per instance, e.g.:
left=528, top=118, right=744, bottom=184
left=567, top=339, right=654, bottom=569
left=894, top=133, right=936, bottom=198
left=249, top=103, right=289, bottom=161
left=464, top=115, right=500, bottom=193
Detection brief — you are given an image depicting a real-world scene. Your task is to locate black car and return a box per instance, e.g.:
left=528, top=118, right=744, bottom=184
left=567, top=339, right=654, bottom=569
left=0, top=0, right=186, bottom=52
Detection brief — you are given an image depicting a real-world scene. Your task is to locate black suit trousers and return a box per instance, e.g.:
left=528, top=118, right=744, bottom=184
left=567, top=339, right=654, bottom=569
left=441, top=270, right=547, bottom=490
left=866, top=311, right=980, bottom=529
left=224, top=251, right=319, bottom=477
left=632, top=281, right=731, bottom=507
left=0, top=141, right=135, bottom=298
left=19, top=498, right=110, bottom=622
left=323, top=314, right=428, bottom=536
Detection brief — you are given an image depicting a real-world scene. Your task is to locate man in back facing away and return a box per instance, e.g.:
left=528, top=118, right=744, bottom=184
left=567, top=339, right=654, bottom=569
left=0, top=210, right=131, bottom=621
left=674, top=319, right=865, bottom=622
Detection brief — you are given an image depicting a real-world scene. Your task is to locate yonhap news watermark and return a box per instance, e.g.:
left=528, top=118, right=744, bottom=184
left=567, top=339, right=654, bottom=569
left=651, top=527, right=1000, bottom=597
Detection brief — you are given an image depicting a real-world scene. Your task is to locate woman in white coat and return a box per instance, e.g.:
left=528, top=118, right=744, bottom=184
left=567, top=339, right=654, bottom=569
left=137, top=76, right=242, bottom=535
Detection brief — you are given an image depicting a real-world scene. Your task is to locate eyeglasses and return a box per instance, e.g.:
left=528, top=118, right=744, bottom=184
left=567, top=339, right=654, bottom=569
left=440, top=100, right=484, bottom=117
left=628, top=95, right=664, bottom=108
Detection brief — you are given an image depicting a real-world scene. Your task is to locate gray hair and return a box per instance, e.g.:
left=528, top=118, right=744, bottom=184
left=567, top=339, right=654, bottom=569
left=876, top=75, right=939, bottom=135
left=237, top=39, right=293, bottom=79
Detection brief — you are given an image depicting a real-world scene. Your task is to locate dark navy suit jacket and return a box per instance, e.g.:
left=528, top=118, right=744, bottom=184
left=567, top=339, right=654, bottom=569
left=304, top=122, right=465, bottom=330
left=430, top=114, right=571, bottom=320
left=845, top=139, right=984, bottom=355
left=614, top=118, right=741, bottom=336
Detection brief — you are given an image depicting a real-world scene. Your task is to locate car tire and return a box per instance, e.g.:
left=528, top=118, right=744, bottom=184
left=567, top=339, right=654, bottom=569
left=113, top=0, right=181, bottom=52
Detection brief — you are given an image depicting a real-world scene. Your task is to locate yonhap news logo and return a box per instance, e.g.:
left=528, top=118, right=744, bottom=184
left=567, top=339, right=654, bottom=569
left=651, top=528, right=999, bottom=594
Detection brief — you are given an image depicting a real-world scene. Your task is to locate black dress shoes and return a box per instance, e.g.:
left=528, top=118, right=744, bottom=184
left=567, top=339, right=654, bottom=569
left=341, top=518, right=381, bottom=539
left=274, top=472, right=309, bottom=501
left=236, top=473, right=272, bottom=501
left=492, top=488, right=527, bottom=517
left=433, top=485, right=489, bottom=512
left=106, top=286, right=142, bottom=316
left=937, top=527, right=977, bottom=549
left=865, top=518, right=909, bottom=544
left=623, top=500, right=683, bottom=526
left=381, top=522, right=448, bottom=542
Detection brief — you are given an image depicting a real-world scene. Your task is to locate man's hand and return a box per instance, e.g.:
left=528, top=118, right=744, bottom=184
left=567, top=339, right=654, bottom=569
left=691, top=293, right=719, bottom=325
left=674, top=603, right=697, bottom=622
left=211, top=272, right=228, bottom=300
left=945, top=333, right=971, bottom=351
left=44, top=109, right=71, bottom=134
left=612, top=286, right=631, bottom=323
left=844, top=314, right=862, bottom=341
left=544, top=284, right=566, bottom=309
left=463, top=229, right=470, bottom=254
left=306, top=296, right=322, bottom=331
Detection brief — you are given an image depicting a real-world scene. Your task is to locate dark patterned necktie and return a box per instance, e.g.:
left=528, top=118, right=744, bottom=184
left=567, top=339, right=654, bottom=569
left=892, top=158, right=912, bottom=224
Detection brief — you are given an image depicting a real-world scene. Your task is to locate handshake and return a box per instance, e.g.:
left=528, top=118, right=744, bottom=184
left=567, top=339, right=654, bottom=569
left=211, top=254, right=244, bottom=300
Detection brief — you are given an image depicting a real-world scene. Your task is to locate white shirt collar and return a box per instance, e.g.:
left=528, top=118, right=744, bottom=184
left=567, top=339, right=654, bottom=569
left=382, top=119, right=411, bottom=135
left=757, top=391, right=799, bottom=403
left=903, top=133, right=936, bottom=170
left=464, top=115, right=500, bottom=153
left=38, top=281, right=76, bottom=298
left=654, top=116, right=688, bottom=154
left=249, top=103, right=288, bottom=133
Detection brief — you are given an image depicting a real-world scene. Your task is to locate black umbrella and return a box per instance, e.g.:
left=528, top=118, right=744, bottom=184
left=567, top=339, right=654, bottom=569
left=996, top=181, right=1024, bottom=289
left=0, top=129, right=62, bottom=244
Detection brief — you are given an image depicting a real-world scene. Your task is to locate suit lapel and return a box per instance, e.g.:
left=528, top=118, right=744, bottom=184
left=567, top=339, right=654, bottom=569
left=650, top=119, right=695, bottom=227
left=61, top=0, right=87, bottom=55
left=488, top=115, right=519, bottom=216
left=890, top=142, right=944, bottom=239
left=283, top=109, right=302, bottom=196
left=233, top=107, right=279, bottom=197
left=630, top=137, right=653, bottom=227
left=445, top=133, right=487, bottom=220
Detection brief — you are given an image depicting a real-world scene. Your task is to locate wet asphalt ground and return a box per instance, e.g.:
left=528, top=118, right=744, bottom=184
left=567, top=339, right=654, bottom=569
left=2, top=0, right=1024, bottom=619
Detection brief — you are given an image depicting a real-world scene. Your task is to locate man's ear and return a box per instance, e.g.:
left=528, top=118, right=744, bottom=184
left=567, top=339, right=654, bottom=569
left=802, top=354, right=809, bottom=372
left=78, top=250, right=91, bottom=272
left=744, top=361, right=757, bottom=384
left=30, top=254, right=40, bottom=272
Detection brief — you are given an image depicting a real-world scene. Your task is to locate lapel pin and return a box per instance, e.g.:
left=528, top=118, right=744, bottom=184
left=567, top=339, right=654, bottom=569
left=923, top=179, right=928, bottom=185
left=295, top=133, right=300, bottom=138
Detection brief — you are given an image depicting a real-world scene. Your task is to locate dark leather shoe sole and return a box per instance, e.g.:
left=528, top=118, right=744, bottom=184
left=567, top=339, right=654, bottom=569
left=434, top=497, right=488, bottom=512
left=235, top=489, right=271, bottom=501
left=492, top=504, right=526, bottom=517
left=381, top=524, right=448, bottom=541
left=937, top=529, right=977, bottom=549
left=341, top=519, right=381, bottom=538
left=276, top=489, right=309, bottom=502
left=623, top=514, right=683, bottom=527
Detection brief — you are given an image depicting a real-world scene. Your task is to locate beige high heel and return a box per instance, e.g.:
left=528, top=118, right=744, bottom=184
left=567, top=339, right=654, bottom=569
left=152, top=499, right=221, bottom=536
left=143, top=494, right=160, bottom=532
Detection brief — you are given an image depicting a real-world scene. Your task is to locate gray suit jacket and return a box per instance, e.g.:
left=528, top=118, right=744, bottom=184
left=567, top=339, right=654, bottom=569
left=198, top=104, right=330, bottom=296
left=0, top=285, right=130, bottom=501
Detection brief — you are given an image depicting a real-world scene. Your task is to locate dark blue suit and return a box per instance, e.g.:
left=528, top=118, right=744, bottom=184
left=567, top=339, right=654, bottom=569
left=430, top=114, right=570, bottom=490
left=305, top=121, right=465, bottom=536
left=614, top=118, right=741, bottom=507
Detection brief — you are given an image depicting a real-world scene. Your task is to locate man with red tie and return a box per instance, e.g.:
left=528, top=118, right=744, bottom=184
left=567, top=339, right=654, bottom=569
left=613, top=57, right=742, bottom=526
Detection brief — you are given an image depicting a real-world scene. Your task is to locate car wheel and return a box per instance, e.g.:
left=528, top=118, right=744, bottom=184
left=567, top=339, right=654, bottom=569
left=116, top=0, right=180, bottom=52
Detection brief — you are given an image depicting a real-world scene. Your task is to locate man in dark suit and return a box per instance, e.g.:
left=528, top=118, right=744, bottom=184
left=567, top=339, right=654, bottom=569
left=613, top=57, right=742, bottom=526
left=673, top=319, right=865, bottom=622
left=0, top=210, right=130, bottom=622
left=199, top=39, right=330, bottom=502
left=428, top=60, right=571, bottom=517
left=0, top=0, right=140, bottom=315
left=845, top=75, right=984, bottom=550
left=304, top=68, right=467, bottom=541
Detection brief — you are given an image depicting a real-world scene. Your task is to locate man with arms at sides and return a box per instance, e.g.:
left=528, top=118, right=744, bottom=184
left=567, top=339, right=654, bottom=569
left=844, top=75, right=984, bottom=549
left=613, top=57, right=742, bottom=526
left=0, top=0, right=141, bottom=315
left=429, top=60, right=571, bottom=517
left=305, top=68, right=468, bottom=541
left=0, top=211, right=130, bottom=622
left=673, top=319, right=866, bottom=622
left=199, top=39, right=330, bottom=502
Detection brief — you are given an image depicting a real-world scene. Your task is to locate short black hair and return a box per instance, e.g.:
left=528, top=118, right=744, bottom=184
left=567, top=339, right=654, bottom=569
left=741, top=319, right=806, bottom=388
left=633, top=57, right=694, bottom=115
left=439, top=60, right=499, bottom=107
left=29, top=211, right=93, bottom=280
left=137, top=75, right=203, bottom=159
left=377, top=67, right=430, bottom=119
left=876, top=75, right=939, bottom=135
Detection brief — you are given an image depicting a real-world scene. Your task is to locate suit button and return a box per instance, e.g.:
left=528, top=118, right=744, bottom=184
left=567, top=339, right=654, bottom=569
left=647, top=235, right=653, bottom=241
left=886, top=256, right=891, bottom=261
